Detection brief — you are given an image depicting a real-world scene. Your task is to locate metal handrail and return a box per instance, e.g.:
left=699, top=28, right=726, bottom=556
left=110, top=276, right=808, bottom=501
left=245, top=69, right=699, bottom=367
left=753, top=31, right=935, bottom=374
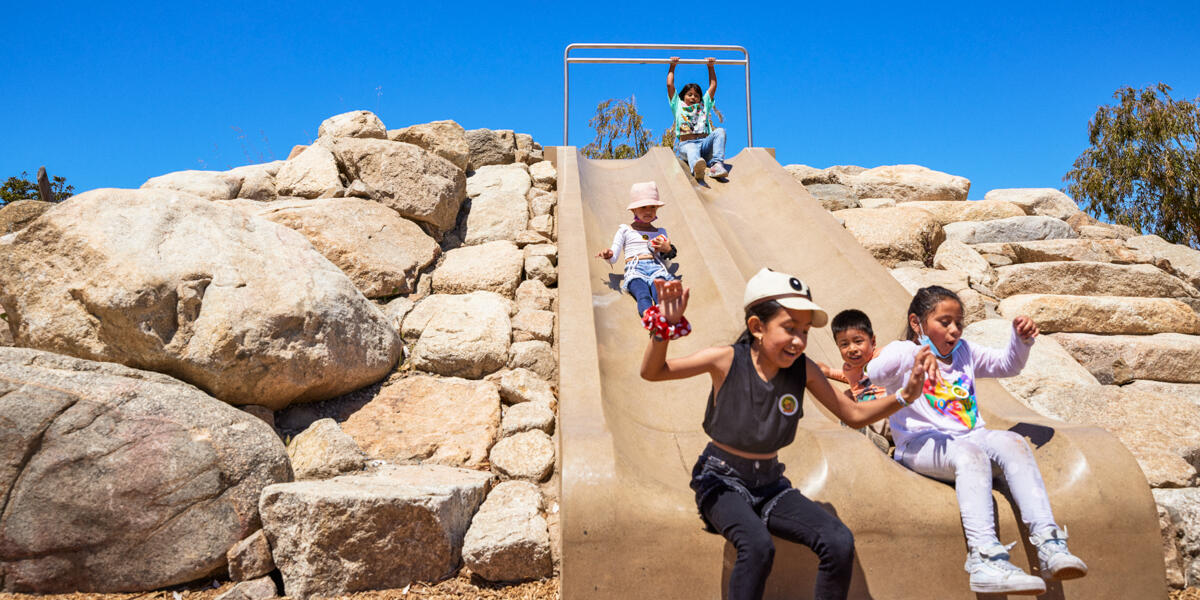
left=563, top=43, right=752, bottom=148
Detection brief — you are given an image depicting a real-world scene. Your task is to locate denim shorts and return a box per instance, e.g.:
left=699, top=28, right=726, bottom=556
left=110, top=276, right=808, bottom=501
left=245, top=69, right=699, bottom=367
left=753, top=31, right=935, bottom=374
left=620, top=257, right=673, bottom=293
left=690, top=442, right=796, bottom=534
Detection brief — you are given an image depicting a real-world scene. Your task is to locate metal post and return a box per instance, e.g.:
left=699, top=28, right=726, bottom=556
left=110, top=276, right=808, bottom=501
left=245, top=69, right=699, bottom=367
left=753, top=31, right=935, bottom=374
left=563, top=43, right=752, bottom=148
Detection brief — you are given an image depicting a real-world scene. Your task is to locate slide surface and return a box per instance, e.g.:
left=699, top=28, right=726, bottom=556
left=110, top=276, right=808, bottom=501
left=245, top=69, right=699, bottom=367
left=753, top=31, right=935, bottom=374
left=553, top=146, right=1167, bottom=599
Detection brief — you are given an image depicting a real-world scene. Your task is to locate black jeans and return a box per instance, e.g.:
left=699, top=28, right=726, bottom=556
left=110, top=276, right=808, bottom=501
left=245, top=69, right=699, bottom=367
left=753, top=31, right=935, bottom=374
left=694, top=446, right=854, bottom=600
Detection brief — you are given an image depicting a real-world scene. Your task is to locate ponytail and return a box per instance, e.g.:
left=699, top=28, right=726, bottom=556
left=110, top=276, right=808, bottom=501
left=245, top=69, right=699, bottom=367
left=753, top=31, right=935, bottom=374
left=902, top=286, right=963, bottom=341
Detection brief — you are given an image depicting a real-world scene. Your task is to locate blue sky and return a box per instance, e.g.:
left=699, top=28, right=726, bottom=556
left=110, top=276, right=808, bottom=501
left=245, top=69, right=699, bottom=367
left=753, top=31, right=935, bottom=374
left=3, top=1, right=1198, bottom=200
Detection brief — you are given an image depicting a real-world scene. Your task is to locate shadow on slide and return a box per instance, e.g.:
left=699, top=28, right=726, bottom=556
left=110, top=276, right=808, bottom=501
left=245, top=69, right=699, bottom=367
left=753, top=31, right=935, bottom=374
left=552, top=146, right=1166, bottom=599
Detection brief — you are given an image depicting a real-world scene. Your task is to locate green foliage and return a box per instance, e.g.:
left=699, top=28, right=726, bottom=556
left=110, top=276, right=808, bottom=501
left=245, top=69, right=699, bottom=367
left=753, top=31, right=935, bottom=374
left=582, top=96, right=656, bottom=159
left=1064, top=83, right=1200, bottom=248
left=0, top=171, right=75, bottom=205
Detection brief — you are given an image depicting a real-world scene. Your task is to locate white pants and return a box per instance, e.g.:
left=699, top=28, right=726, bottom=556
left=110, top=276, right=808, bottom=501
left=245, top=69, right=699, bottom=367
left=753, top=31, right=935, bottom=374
left=897, top=428, right=1058, bottom=550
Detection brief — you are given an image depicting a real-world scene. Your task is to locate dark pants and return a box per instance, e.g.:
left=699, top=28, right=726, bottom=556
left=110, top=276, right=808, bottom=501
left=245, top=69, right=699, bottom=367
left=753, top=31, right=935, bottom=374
left=701, top=480, right=855, bottom=600
left=627, top=277, right=659, bottom=317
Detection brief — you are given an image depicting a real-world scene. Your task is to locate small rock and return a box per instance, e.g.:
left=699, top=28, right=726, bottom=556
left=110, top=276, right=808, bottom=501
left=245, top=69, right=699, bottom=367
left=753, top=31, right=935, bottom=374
left=287, top=418, right=367, bottom=480
left=993, top=261, right=1199, bottom=299
left=835, top=206, right=944, bottom=267
left=215, top=576, right=278, bottom=600
left=227, top=530, right=275, bottom=582
left=858, top=197, right=895, bottom=209
left=805, top=183, right=858, bottom=211
left=901, top=200, right=1025, bottom=226
left=501, top=402, right=555, bottom=437
left=433, top=241, right=524, bottom=297
left=529, top=161, right=556, bottom=191
left=528, top=189, right=556, bottom=218
left=388, top=120, right=470, bottom=171
left=1051, top=332, right=1200, bottom=385
left=142, top=170, right=242, bottom=201
left=461, top=481, right=552, bottom=582
left=276, top=144, right=343, bottom=199
left=889, top=267, right=970, bottom=295
left=512, top=309, right=555, bottom=343
left=1127, top=235, right=1200, bottom=289
left=933, top=240, right=994, bottom=286
left=466, top=128, right=517, bottom=170
left=783, top=164, right=839, bottom=185
left=943, top=216, right=1077, bottom=245
left=530, top=214, right=555, bottom=239
left=489, top=430, right=555, bottom=481
left=983, top=188, right=1080, bottom=220
left=465, top=190, right=528, bottom=245
left=516, top=280, right=556, bottom=312
left=498, top=368, right=557, bottom=408
left=468, top=164, right=532, bottom=198
left=998, top=294, right=1200, bottom=335
left=843, top=164, right=970, bottom=203
left=509, top=341, right=556, bottom=380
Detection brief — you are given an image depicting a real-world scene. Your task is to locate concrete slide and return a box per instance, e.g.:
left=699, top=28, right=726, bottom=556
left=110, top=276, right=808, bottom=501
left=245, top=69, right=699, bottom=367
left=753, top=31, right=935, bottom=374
left=551, top=146, right=1167, bottom=599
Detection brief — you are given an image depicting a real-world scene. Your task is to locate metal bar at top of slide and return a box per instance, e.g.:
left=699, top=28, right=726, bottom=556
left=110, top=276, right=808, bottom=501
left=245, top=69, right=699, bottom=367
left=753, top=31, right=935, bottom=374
left=563, top=43, right=752, bottom=147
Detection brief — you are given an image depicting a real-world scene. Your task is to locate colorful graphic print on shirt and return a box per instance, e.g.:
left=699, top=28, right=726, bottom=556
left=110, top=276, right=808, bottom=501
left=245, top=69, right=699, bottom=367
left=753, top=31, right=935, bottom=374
left=922, top=375, right=978, bottom=429
left=853, top=376, right=887, bottom=403
left=679, top=103, right=709, bottom=135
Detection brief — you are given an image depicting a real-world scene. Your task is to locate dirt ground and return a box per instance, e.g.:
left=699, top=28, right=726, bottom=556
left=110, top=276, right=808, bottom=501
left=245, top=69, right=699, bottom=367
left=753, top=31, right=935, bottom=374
left=0, top=572, right=559, bottom=600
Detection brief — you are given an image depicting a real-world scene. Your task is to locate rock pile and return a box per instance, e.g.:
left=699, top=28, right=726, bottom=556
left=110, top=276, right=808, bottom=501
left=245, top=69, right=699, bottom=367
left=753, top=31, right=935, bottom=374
left=0, top=110, right=559, bottom=597
left=789, top=164, right=1200, bottom=589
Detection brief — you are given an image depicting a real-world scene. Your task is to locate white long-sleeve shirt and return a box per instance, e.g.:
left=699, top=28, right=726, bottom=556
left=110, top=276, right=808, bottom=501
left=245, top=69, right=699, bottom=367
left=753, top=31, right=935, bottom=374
left=866, top=330, right=1033, bottom=453
left=605, top=224, right=668, bottom=264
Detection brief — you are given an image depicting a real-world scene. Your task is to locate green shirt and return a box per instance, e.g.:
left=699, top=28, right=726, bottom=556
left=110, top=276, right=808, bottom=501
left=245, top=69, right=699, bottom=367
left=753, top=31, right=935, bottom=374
left=669, top=91, right=715, bottom=137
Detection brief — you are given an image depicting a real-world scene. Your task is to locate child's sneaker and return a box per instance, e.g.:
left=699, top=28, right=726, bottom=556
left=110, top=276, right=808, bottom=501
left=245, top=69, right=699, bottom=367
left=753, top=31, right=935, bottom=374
left=1030, top=527, right=1088, bottom=580
left=707, top=163, right=729, bottom=179
left=964, top=543, right=1046, bottom=595
left=691, top=160, right=706, bottom=182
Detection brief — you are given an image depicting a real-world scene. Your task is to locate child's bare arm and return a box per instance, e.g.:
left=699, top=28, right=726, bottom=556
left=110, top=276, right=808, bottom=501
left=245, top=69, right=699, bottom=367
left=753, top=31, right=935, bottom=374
left=667, top=57, right=679, bottom=99
left=809, top=348, right=929, bottom=428
left=816, top=360, right=848, bottom=383
left=706, top=57, right=717, bottom=99
left=641, top=280, right=730, bottom=383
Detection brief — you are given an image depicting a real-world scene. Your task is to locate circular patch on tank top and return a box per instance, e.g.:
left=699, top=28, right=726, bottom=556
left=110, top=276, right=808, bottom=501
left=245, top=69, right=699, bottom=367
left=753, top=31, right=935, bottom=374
left=778, top=393, right=799, bottom=416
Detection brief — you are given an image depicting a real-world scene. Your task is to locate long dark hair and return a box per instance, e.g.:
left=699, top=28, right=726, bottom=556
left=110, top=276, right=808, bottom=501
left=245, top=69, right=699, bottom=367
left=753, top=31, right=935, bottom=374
left=680, top=82, right=703, bottom=101
left=736, top=300, right=784, bottom=345
left=902, top=286, right=963, bottom=341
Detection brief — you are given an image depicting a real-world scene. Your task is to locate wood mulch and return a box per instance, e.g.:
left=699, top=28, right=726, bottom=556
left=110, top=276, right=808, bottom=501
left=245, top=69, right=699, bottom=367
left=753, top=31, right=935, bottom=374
left=0, top=572, right=559, bottom=600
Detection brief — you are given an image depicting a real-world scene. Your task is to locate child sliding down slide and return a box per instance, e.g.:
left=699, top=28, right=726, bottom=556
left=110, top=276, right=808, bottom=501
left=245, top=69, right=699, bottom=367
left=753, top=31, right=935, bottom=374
left=596, top=181, right=678, bottom=319
left=668, top=56, right=729, bottom=182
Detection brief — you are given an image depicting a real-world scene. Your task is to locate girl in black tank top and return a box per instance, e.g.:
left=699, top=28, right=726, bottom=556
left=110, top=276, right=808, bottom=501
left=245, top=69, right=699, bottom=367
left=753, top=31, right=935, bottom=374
left=640, top=272, right=929, bottom=600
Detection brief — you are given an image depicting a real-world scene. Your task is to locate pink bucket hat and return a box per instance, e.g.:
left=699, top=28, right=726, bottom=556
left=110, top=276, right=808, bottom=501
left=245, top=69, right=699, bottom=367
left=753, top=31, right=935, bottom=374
left=626, top=181, right=665, bottom=210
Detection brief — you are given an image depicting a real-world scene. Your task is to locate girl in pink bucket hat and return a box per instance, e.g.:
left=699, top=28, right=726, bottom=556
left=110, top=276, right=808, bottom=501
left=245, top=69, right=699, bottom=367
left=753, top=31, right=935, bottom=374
left=596, top=181, right=679, bottom=318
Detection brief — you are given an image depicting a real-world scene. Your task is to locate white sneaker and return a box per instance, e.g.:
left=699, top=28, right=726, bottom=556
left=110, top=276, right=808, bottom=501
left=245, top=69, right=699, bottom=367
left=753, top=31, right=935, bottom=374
left=1031, top=527, right=1088, bottom=580
left=964, top=543, right=1047, bottom=595
left=707, top=163, right=729, bottom=179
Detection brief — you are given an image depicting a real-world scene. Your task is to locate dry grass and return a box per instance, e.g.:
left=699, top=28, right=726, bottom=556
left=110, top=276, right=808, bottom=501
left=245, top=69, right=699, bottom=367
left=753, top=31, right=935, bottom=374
left=0, top=572, right=559, bottom=600
left=1172, top=588, right=1200, bottom=600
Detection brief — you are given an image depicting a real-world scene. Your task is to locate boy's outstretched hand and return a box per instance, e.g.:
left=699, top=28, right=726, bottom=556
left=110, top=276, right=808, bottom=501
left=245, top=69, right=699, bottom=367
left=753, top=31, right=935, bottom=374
left=654, top=279, right=689, bottom=325
left=1013, top=315, right=1039, bottom=341
left=901, top=348, right=931, bottom=404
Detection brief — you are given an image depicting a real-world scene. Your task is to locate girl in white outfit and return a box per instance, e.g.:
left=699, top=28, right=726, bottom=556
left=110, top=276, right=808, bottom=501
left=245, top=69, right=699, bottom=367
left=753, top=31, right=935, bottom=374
left=866, top=285, right=1088, bottom=595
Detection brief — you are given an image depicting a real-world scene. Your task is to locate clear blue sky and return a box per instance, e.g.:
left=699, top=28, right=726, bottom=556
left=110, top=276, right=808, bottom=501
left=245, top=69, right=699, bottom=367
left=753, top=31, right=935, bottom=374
left=4, top=0, right=1198, bottom=200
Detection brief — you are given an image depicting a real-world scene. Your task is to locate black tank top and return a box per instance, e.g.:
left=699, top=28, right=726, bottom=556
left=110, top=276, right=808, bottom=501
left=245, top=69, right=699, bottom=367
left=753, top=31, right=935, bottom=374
left=702, top=341, right=807, bottom=454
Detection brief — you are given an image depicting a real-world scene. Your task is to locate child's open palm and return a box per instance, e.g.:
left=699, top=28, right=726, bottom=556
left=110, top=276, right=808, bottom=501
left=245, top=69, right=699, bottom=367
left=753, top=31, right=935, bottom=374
left=654, top=279, right=689, bottom=325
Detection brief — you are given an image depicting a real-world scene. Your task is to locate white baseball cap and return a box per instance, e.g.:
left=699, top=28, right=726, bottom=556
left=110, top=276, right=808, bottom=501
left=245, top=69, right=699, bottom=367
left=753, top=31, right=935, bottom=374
left=743, top=268, right=829, bottom=327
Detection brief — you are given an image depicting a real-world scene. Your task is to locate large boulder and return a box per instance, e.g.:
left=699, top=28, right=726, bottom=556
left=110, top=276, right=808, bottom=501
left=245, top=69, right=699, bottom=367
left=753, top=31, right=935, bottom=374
left=529, top=160, right=556, bottom=191
left=783, top=164, right=840, bottom=185
left=341, top=375, right=502, bottom=467
left=461, top=481, right=552, bottom=582
left=0, top=200, right=55, bottom=234
left=0, top=189, right=401, bottom=409
left=141, top=170, right=243, bottom=201
left=1127, top=235, right=1200, bottom=289
left=997, top=294, right=1200, bottom=335
left=899, top=200, right=1025, bottom=226
left=317, top=110, right=387, bottom=139
left=248, top=197, right=439, bottom=297
left=497, top=368, right=557, bottom=408
left=466, top=128, right=517, bottom=170
left=1051, top=332, right=1200, bottom=385
left=275, top=144, right=344, bottom=199
left=0, top=348, right=291, bottom=592
left=1024, top=383, right=1200, bottom=488
left=889, top=267, right=970, bottom=295
left=932, top=240, right=994, bottom=286
left=388, top=120, right=470, bottom=171
left=228, top=161, right=284, bottom=202
left=983, top=188, right=1080, bottom=220
left=842, top=164, right=970, bottom=203
left=508, top=341, right=556, bottom=380
left=516, top=280, right=556, bottom=312
left=971, top=238, right=1150, bottom=266
left=993, top=261, right=1199, bottom=299
left=943, top=216, right=1077, bottom=245
left=1125, top=380, right=1200, bottom=406
left=401, top=292, right=513, bottom=378
left=467, top=164, right=532, bottom=198
left=432, top=241, right=524, bottom=297
left=834, top=206, right=944, bottom=267
left=804, top=183, right=858, bottom=211
left=464, top=190, right=528, bottom=245
left=962, top=319, right=1099, bottom=401
left=325, top=138, right=466, bottom=234
left=259, top=465, right=493, bottom=599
